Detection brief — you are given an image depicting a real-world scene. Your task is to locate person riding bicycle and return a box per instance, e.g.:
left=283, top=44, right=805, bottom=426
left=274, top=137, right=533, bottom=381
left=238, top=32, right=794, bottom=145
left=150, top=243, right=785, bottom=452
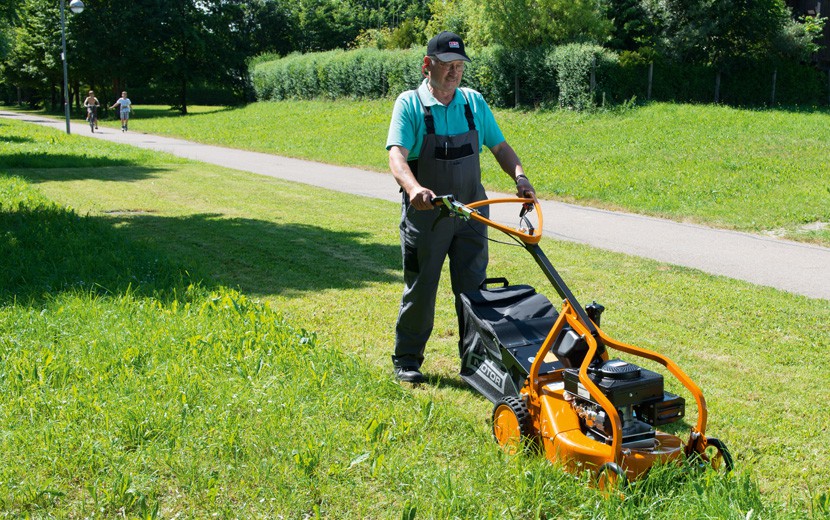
left=83, top=90, right=100, bottom=130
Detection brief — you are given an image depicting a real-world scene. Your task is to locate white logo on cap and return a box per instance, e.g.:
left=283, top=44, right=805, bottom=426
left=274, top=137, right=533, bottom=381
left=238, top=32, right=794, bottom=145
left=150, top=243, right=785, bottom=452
left=449, top=41, right=460, bottom=48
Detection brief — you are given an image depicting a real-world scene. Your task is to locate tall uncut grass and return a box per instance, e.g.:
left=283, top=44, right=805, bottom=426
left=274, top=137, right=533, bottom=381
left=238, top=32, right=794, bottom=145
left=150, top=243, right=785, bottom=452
left=2, top=116, right=829, bottom=518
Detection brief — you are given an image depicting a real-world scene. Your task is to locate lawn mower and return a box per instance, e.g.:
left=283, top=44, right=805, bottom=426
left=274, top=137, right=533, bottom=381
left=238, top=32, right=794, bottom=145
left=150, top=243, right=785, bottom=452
left=432, top=194, right=732, bottom=484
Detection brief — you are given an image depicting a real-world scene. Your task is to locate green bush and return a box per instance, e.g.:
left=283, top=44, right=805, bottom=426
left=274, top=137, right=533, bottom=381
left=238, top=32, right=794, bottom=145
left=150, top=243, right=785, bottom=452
left=547, top=43, right=613, bottom=109
left=250, top=46, right=829, bottom=108
left=251, top=48, right=424, bottom=101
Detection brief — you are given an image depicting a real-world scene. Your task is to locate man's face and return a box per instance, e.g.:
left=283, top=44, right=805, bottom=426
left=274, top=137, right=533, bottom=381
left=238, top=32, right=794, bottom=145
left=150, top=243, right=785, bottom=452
left=427, top=57, right=465, bottom=91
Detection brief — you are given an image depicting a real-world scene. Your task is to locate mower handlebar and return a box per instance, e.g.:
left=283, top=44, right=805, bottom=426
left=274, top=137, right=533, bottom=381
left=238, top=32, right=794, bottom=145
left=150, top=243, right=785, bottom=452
left=430, top=194, right=543, bottom=245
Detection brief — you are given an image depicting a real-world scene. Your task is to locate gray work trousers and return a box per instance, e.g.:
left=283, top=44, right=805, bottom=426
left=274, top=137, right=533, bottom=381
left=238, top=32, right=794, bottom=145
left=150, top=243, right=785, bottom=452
left=393, top=206, right=488, bottom=369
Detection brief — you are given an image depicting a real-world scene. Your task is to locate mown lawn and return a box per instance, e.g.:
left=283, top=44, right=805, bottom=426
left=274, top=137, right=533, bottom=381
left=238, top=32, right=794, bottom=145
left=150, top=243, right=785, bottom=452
left=86, top=100, right=830, bottom=246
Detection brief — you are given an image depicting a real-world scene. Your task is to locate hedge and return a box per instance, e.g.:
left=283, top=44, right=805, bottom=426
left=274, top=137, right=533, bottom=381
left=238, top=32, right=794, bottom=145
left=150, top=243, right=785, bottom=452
left=250, top=45, right=829, bottom=108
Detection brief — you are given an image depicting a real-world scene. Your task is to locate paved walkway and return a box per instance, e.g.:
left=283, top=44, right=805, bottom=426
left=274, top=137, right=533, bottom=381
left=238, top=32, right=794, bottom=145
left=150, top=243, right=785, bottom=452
left=3, top=110, right=829, bottom=301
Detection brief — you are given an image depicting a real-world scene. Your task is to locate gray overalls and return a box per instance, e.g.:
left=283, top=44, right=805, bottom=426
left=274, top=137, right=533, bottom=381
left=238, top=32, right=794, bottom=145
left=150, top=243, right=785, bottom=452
left=393, top=89, right=490, bottom=370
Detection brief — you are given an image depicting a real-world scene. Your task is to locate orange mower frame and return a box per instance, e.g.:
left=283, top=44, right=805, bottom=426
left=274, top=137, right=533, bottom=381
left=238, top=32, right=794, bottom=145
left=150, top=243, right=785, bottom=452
left=435, top=195, right=732, bottom=484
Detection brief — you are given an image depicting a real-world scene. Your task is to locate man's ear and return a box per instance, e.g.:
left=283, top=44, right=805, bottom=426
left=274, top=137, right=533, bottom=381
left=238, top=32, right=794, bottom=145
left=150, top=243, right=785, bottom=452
left=422, top=56, right=431, bottom=77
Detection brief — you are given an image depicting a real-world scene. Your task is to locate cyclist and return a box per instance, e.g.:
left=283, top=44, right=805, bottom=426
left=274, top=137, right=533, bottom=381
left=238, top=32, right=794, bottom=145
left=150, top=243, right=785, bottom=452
left=83, top=90, right=100, bottom=131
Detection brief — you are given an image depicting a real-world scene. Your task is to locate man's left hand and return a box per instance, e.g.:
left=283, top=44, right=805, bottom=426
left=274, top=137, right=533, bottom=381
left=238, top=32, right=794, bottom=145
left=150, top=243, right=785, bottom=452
left=516, top=175, right=536, bottom=200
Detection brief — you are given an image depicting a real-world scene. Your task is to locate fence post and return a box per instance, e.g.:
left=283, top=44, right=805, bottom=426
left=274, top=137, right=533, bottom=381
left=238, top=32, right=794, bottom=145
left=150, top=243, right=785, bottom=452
left=647, top=62, right=653, bottom=101
left=514, top=71, right=519, bottom=107
left=714, top=70, right=721, bottom=103
left=771, top=68, right=777, bottom=105
left=590, top=55, right=597, bottom=93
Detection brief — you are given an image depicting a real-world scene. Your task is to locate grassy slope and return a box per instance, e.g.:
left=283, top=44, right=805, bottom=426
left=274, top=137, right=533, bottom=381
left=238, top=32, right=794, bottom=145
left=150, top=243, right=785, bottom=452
left=1, top=117, right=829, bottom=517
left=108, top=101, right=830, bottom=246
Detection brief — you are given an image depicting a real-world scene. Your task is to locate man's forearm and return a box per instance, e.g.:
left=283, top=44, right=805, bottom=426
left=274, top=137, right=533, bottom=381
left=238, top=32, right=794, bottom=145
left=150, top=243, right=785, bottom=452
left=389, top=146, right=418, bottom=194
left=491, top=142, right=525, bottom=180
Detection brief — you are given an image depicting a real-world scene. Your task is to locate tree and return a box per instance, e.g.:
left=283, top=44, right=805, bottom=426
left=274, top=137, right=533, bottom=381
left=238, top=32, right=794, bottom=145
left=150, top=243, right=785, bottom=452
left=0, top=0, right=20, bottom=59
left=603, top=0, right=659, bottom=51
left=645, top=0, right=792, bottom=65
left=1, top=0, right=65, bottom=108
left=293, top=0, right=362, bottom=52
left=245, top=0, right=297, bottom=57
left=644, top=0, right=806, bottom=101
left=69, top=0, right=155, bottom=102
left=485, top=0, right=612, bottom=49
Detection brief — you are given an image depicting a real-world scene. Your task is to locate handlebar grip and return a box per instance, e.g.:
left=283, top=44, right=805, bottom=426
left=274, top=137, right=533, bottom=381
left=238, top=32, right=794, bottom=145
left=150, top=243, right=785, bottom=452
left=430, top=194, right=455, bottom=206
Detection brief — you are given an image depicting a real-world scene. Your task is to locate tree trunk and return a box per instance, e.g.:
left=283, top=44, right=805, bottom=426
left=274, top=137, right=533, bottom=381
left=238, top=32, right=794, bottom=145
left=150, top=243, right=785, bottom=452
left=180, top=79, right=188, bottom=115
left=73, top=79, right=81, bottom=110
left=647, top=62, right=653, bottom=101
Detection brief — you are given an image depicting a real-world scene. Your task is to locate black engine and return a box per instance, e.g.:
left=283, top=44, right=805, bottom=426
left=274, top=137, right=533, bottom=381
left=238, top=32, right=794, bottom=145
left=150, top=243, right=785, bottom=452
left=563, top=359, right=685, bottom=448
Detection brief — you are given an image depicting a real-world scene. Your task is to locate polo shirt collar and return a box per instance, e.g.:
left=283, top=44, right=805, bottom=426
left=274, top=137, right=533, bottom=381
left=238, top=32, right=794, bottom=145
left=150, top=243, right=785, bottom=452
left=418, top=78, right=463, bottom=108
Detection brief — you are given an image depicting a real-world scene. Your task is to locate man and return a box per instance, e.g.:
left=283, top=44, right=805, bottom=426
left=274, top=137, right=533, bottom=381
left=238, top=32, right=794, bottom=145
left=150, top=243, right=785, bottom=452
left=386, top=31, right=536, bottom=383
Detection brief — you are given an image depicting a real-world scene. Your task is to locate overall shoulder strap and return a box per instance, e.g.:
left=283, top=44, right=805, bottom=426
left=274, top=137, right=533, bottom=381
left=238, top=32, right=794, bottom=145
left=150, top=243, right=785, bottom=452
left=459, top=89, right=476, bottom=132
left=414, top=89, right=435, bottom=135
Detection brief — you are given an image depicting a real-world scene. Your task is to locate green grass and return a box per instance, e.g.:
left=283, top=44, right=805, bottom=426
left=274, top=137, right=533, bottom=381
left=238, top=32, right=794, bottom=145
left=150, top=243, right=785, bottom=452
left=77, top=100, right=830, bottom=246
left=1, top=116, right=830, bottom=518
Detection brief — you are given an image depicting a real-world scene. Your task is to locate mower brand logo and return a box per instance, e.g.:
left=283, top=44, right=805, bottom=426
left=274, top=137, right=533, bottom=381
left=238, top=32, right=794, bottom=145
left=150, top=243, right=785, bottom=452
left=469, top=354, right=505, bottom=390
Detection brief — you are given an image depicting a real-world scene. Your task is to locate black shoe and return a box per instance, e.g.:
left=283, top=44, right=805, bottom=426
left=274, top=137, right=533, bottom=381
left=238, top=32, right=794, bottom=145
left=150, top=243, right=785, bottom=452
left=394, top=366, right=425, bottom=384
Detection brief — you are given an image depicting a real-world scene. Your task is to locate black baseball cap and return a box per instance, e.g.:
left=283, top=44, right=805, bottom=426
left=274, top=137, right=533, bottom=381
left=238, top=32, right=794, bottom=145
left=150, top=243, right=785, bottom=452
left=427, top=31, right=471, bottom=63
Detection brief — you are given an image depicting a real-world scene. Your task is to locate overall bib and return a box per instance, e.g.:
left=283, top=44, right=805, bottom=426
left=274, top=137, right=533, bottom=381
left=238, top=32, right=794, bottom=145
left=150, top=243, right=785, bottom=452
left=393, top=90, right=490, bottom=370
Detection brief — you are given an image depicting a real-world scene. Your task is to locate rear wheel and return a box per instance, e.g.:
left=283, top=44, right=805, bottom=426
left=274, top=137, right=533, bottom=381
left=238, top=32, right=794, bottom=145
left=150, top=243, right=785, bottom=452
left=492, top=396, right=532, bottom=454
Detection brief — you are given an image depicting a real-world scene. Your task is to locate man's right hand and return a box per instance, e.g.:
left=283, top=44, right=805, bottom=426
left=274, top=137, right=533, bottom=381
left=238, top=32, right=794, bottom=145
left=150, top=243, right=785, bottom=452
left=408, top=186, right=437, bottom=210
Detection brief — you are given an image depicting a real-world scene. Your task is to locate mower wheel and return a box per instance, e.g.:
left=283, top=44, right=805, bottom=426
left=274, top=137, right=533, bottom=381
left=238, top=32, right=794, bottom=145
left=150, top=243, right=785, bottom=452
left=492, top=396, right=532, bottom=454
left=705, top=437, right=734, bottom=472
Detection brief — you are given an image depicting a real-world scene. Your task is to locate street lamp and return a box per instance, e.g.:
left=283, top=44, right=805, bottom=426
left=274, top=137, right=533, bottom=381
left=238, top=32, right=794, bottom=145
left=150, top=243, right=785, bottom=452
left=60, top=0, right=85, bottom=134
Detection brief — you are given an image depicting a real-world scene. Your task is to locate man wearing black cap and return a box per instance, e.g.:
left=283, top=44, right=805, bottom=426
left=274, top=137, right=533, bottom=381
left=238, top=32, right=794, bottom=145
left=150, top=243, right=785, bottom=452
left=386, top=31, right=536, bottom=383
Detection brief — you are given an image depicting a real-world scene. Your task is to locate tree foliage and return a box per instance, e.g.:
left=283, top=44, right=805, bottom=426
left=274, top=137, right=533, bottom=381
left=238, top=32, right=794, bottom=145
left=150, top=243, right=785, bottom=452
left=485, top=0, right=613, bottom=48
left=0, top=0, right=825, bottom=109
left=1, top=0, right=63, bottom=105
left=643, top=0, right=796, bottom=67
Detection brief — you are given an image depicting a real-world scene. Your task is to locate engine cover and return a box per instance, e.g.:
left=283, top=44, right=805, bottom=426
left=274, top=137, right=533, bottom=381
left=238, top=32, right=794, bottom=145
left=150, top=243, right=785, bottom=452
left=563, top=359, right=664, bottom=408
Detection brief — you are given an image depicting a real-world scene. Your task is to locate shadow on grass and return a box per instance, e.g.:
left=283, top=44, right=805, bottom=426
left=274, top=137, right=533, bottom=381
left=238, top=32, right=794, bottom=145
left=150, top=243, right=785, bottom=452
left=28, top=105, right=237, bottom=121
left=1, top=152, right=163, bottom=171
left=1, top=203, right=400, bottom=305
left=0, top=135, right=36, bottom=145
left=424, top=372, right=481, bottom=395
left=8, top=165, right=168, bottom=183
left=133, top=106, right=237, bottom=119
left=110, top=211, right=400, bottom=297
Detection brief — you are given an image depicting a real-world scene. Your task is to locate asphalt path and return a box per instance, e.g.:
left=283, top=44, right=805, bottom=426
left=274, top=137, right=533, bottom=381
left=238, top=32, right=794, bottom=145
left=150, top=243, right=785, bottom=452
left=3, top=110, right=828, bottom=301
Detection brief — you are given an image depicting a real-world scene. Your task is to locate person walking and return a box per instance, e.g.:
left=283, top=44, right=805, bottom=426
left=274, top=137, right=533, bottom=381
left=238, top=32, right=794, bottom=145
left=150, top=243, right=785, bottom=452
left=83, top=90, right=100, bottom=131
left=386, top=31, right=536, bottom=383
left=110, top=91, right=132, bottom=132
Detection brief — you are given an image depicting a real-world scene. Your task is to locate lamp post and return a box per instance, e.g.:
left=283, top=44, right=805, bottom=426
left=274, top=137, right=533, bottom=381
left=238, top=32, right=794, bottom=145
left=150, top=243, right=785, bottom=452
left=60, top=0, right=85, bottom=134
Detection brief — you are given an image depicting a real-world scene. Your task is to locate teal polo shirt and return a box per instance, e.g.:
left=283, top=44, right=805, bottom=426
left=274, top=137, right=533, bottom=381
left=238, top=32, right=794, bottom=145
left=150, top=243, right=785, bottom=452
left=386, top=79, right=505, bottom=160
